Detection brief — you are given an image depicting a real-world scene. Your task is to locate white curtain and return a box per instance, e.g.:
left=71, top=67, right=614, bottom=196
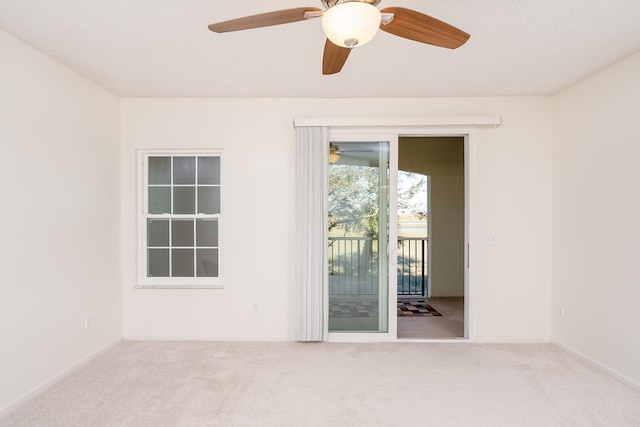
left=294, top=126, right=328, bottom=342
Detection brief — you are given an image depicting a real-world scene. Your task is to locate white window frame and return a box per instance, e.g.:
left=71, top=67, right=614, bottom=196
left=137, top=149, right=223, bottom=289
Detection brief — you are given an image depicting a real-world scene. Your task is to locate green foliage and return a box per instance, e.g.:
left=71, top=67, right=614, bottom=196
left=328, top=165, right=427, bottom=237
left=328, top=165, right=379, bottom=235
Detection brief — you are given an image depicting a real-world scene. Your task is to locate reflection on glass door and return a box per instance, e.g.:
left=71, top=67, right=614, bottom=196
left=328, top=141, right=389, bottom=332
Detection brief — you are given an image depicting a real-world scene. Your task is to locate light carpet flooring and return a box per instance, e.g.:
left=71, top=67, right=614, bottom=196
left=2, top=341, right=640, bottom=426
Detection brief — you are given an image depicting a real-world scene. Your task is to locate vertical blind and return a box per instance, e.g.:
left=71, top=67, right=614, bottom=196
left=294, top=126, right=327, bottom=342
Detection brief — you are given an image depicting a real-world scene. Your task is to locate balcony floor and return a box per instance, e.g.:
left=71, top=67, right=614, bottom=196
left=327, top=296, right=464, bottom=338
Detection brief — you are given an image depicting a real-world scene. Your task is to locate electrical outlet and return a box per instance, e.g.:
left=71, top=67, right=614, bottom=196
left=485, top=236, right=497, bottom=245
left=251, top=303, right=259, bottom=314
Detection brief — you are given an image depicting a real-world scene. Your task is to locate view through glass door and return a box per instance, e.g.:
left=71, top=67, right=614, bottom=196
left=327, top=141, right=392, bottom=333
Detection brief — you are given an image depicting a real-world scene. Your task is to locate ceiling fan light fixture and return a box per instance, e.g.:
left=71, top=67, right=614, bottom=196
left=321, top=2, right=382, bottom=48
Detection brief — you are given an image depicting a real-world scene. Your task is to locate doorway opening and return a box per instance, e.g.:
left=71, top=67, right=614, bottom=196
left=396, top=136, right=465, bottom=339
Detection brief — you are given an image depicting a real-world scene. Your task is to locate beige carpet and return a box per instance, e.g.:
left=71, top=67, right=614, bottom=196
left=2, top=341, right=640, bottom=426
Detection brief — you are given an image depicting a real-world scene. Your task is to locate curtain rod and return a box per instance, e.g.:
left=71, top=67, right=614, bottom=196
left=293, top=116, right=501, bottom=128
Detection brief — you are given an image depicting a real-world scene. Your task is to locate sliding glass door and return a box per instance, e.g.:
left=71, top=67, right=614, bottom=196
left=327, top=139, right=395, bottom=334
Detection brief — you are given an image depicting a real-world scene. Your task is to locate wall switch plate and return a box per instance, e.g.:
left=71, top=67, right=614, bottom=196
left=485, top=236, right=497, bottom=245
left=84, top=317, right=91, bottom=329
left=251, top=304, right=259, bottom=314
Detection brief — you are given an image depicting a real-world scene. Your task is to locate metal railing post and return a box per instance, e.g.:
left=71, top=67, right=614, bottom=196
left=421, top=239, right=425, bottom=296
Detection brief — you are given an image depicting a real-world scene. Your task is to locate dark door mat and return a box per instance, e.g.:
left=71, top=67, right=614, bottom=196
left=397, top=300, right=442, bottom=317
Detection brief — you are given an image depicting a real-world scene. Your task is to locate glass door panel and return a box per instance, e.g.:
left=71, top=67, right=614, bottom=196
left=328, top=141, right=389, bottom=332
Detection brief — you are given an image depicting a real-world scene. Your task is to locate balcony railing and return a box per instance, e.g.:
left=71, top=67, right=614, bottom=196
left=328, top=236, right=428, bottom=297
left=397, top=237, right=428, bottom=296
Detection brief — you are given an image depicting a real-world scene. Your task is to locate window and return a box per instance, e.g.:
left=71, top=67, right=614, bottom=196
left=138, top=151, right=221, bottom=288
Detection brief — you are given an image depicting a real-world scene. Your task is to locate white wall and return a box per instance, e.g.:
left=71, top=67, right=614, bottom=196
left=0, top=30, right=122, bottom=412
left=552, top=51, right=640, bottom=387
left=122, top=96, right=552, bottom=342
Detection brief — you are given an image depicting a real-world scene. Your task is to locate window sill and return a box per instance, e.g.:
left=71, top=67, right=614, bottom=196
left=135, top=284, right=224, bottom=289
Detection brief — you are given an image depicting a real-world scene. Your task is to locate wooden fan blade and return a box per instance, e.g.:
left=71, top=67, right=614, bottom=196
left=208, top=7, right=321, bottom=33
left=380, top=7, right=470, bottom=49
left=322, top=39, right=351, bottom=75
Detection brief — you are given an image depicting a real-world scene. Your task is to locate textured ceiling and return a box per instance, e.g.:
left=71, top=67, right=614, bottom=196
left=1, top=0, right=639, bottom=98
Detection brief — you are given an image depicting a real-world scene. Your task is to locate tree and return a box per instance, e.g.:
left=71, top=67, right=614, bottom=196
left=328, top=165, right=379, bottom=235
left=328, top=163, right=427, bottom=293
left=328, top=165, right=426, bottom=237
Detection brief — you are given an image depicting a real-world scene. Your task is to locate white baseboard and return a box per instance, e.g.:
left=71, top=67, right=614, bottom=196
left=122, top=335, right=294, bottom=342
left=474, top=336, right=551, bottom=343
left=0, top=338, right=122, bottom=417
left=552, top=340, right=640, bottom=392
left=395, top=338, right=471, bottom=343
left=123, top=336, right=471, bottom=344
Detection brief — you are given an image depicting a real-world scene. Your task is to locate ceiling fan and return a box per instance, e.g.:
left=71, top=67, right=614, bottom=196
left=330, top=143, right=381, bottom=163
left=331, top=143, right=378, bottom=154
left=208, top=0, right=470, bottom=75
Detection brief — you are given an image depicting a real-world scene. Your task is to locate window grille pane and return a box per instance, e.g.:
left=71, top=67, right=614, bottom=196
left=149, top=157, right=171, bottom=185
left=196, top=219, right=218, bottom=246
left=197, top=187, right=220, bottom=214
left=198, top=157, right=220, bottom=185
left=147, top=219, right=169, bottom=247
left=148, top=249, right=169, bottom=277
left=197, top=249, right=218, bottom=277
left=172, top=249, right=194, bottom=277
left=173, top=187, right=195, bottom=214
left=172, top=219, right=194, bottom=247
left=173, top=157, right=196, bottom=185
left=148, top=187, right=171, bottom=214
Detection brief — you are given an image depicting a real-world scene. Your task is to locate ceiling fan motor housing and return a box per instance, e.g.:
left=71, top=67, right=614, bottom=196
left=321, top=0, right=382, bottom=9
